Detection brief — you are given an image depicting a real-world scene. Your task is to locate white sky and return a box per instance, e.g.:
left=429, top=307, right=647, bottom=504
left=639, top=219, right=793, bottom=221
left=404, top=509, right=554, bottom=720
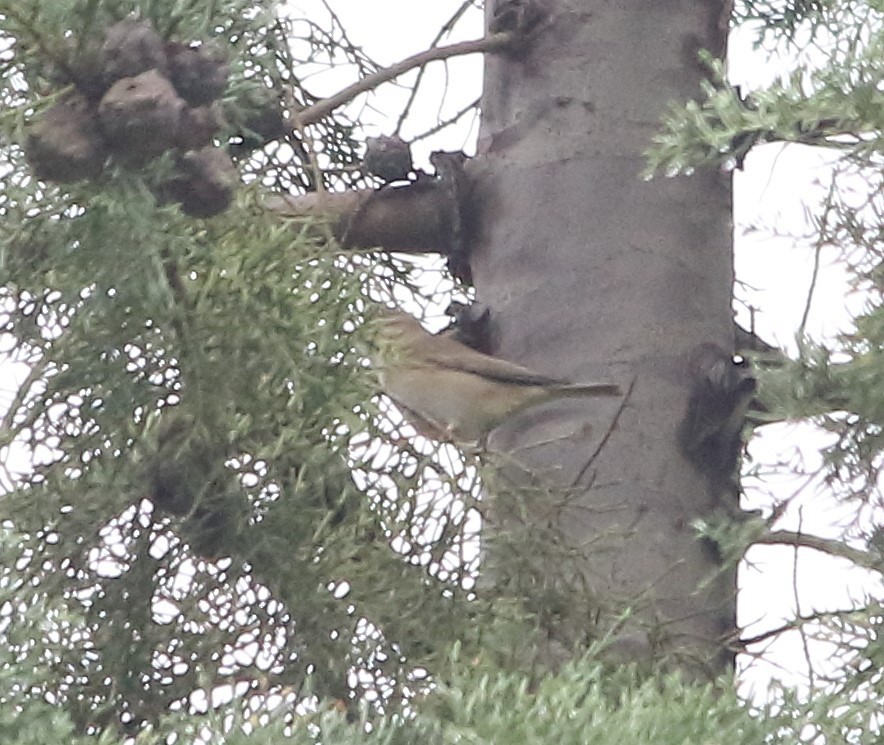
left=730, top=24, right=881, bottom=691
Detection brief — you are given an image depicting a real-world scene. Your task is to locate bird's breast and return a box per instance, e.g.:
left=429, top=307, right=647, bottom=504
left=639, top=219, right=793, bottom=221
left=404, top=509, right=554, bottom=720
left=380, top=364, right=545, bottom=443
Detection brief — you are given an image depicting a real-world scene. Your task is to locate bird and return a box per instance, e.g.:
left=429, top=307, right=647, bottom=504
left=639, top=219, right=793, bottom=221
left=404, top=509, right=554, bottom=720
left=372, top=311, right=621, bottom=447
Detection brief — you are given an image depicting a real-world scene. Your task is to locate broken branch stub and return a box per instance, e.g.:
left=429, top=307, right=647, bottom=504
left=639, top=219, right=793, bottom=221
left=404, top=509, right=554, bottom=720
left=266, top=179, right=455, bottom=255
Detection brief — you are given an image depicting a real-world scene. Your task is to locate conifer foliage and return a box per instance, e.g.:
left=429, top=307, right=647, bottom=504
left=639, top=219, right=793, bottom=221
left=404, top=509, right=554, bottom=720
left=3, top=0, right=884, bottom=743
left=0, top=0, right=491, bottom=737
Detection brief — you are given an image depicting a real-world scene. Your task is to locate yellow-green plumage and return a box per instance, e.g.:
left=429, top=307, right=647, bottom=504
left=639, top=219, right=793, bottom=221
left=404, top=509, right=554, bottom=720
left=374, top=311, right=620, bottom=446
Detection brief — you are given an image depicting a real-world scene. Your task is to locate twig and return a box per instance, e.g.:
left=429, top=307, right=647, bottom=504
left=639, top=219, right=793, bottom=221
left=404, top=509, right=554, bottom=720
left=412, top=93, right=480, bottom=143
left=734, top=321, right=781, bottom=357
left=739, top=605, right=868, bottom=648
left=0, top=358, right=44, bottom=438
left=754, top=529, right=877, bottom=571
left=572, top=375, right=637, bottom=487
left=395, top=0, right=477, bottom=136
left=298, top=31, right=515, bottom=126
left=792, top=507, right=815, bottom=687
left=319, top=0, right=379, bottom=76
left=798, top=181, right=836, bottom=338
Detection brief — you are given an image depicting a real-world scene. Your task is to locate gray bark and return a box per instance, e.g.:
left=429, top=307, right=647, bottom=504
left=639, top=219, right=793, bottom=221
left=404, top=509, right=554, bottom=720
left=471, top=0, right=735, bottom=673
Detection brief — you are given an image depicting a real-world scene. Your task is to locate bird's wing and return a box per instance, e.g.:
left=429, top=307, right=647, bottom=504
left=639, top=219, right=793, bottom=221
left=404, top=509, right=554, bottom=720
left=377, top=310, right=615, bottom=390
left=416, top=330, right=567, bottom=387
left=385, top=397, right=454, bottom=442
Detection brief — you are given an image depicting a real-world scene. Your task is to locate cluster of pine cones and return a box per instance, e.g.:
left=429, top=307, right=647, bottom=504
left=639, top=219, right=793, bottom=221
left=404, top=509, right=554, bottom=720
left=25, top=18, right=238, bottom=217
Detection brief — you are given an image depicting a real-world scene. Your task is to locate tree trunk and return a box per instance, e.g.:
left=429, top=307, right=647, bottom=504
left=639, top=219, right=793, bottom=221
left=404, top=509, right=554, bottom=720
left=470, top=0, right=735, bottom=673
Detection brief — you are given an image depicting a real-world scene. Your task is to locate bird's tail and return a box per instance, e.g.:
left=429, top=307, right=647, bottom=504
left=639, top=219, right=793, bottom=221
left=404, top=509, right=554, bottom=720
left=550, top=382, right=622, bottom=397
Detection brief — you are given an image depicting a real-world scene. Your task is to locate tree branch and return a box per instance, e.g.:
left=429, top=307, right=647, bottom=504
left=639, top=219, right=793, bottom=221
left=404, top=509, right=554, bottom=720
left=754, top=529, right=879, bottom=573
left=297, top=32, right=515, bottom=127
left=734, top=322, right=780, bottom=357
left=411, top=95, right=482, bottom=144
left=739, top=604, right=869, bottom=649
left=263, top=179, right=456, bottom=254
left=395, top=0, right=477, bottom=135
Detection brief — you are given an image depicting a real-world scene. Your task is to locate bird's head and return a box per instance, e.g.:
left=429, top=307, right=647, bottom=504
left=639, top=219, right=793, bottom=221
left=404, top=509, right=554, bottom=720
left=365, top=309, right=426, bottom=371
left=372, top=308, right=424, bottom=338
